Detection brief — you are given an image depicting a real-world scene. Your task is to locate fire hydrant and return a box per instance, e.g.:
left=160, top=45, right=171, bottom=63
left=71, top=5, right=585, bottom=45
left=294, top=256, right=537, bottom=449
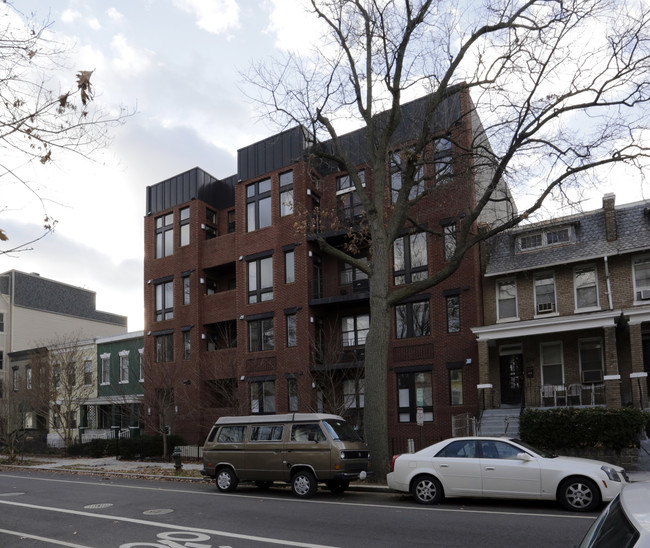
left=172, top=446, right=182, bottom=471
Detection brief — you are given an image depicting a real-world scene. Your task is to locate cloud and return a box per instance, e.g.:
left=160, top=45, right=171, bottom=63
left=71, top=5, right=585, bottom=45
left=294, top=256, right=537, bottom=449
left=109, top=33, right=156, bottom=75
left=106, top=8, right=123, bottom=21
left=172, top=0, right=240, bottom=35
left=60, top=9, right=82, bottom=24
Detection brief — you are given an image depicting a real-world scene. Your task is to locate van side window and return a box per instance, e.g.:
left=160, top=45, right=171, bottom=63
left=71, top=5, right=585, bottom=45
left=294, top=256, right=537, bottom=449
left=291, top=423, right=326, bottom=442
left=217, top=426, right=246, bottom=443
left=250, top=425, right=284, bottom=441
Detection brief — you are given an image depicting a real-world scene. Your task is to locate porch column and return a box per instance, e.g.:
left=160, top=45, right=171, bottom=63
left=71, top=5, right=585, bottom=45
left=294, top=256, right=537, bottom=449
left=603, top=326, right=622, bottom=408
left=477, top=339, right=494, bottom=410
left=629, top=323, right=649, bottom=409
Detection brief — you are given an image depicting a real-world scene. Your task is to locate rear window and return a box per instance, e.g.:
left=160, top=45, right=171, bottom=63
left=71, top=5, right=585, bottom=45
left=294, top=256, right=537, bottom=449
left=217, top=426, right=246, bottom=443
left=578, top=495, right=640, bottom=547
left=250, top=425, right=284, bottom=441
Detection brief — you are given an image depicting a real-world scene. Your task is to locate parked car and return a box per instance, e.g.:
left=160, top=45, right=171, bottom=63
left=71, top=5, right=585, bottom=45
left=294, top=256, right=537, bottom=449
left=576, top=482, right=650, bottom=547
left=386, top=437, right=629, bottom=512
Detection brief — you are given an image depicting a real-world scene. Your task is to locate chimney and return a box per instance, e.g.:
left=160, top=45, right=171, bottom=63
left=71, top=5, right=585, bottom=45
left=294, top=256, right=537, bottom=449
left=603, top=193, right=617, bottom=242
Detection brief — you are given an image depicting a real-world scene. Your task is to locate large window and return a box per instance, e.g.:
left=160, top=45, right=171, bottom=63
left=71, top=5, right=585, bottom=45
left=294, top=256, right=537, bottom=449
left=155, top=279, right=174, bottom=321
left=497, top=279, right=517, bottom=320
left=341, top=314, right=369, bottom=347
left=279, top=170, right=294, bottom=217
left=535, top=273, right=557, bottom=314
left=119, top=351, right=129, bottom=383
left=248, top=317, right=274, bottom=352
left=575, top=266, right=599, bottom=309
left=155, top=333, right=174, bottom=363
left=248, top=255, right=273, bottom=303
left=579, top=338, right=604, bottom=383
left=446, top=294, right=460, bottom=333
left=206, top=320, right=237, bottom=350
left=443, top=224, right=456, bottom=261
left=518, top=226, right=573, bottom=251
left=83, top=360, right=92, bottom=385
left=397, top=370, right=433, bottom=423
left=339, top=261, right=368, bottom=286
left=183, top=330, right=191, bottom=360
left=449, top=368, right=463, bottom=405
left=247, top=178, right=272, bottom=232
left=390, top=148, right=424, bottom=202
left=182, top=274, right=190, bottom=305
left=433, top=136, right=453, bottom=180
left=284, top=250, right=295, bottom=284
left=286, top=313, right=297, bottom=348
left=633, top=254, right=650, bottom=301
left=250, top=380, right=276, bottom=414
left=100, top=354, right=110, bottom=385
left=155, top=213, right=174, bottom=258
left=395, top=300, right=430, bottom=339
left=540, top=342, right=563, bottom=385
left=179, top=207, right=190, bottom=247
left=393, top=232, right=428, bottom=285
left=337, top=171, right=365, bottom=223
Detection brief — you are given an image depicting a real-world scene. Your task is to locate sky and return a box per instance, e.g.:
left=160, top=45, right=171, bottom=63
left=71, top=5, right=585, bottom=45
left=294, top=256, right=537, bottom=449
left=2, top=1, right=649, bottom=333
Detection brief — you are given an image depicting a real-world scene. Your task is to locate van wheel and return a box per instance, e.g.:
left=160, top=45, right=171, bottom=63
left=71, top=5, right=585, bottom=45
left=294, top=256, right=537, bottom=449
left=255, top=481, right=273, bottom=490
left=215, top=468, right=238, bottom=493
left=292, top=471, right=317, bottom=498
left=325, top=480, right=349, bottom=494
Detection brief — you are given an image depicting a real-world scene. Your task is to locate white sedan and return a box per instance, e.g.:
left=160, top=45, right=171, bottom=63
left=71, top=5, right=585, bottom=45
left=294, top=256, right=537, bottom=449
left=386, top=437, right=630, bottom=512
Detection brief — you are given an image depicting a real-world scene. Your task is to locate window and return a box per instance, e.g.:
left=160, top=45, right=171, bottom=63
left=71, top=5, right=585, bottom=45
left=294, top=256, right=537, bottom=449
left=67, top=362, right=76, bottom=386
left=580, top=338, right=604, bottom=383
left=540, top=341, right=563, bottom=385
left=119, top=351, right=129, bottom=383
left=100, top=354, right=110, bottom=384
left=0, top=312, right=4, bottom=331
left=497, top=279, right=517, bottom=320
left=53, top=364, right=61, bottom=389
left=446, top=294, right=460, bottom=333
left=633, top=255, right=650, bottom=301
left=0, top=350, right=3, bottom=370
left=288, top=378, right=298, bottom=412
left=337, top=171, right=365, bottom=223
left=205, top=208, right=217, bottom=240
left=443, top=224, right=456, bottom=261
left=155, top=279, right=174, bottom=321
left=155, top=212, right=174, bottom=258
left=396, top=300, right=430, bottom=339
left=247, top=178, right=272, bottom=232
left=393, top=232, right=428, bottom=285
left=206, top=320, right=237, bottom=350
left=397, top=370, right=433, bottom=422
left=217, top=425, right=246, bottom=443
left=179, top=207, right=190, bottom=247
left=535, top=273, right=556, bottom=314
left=183, top=330, right=191, bottom=360
left=518, top=226, right=574, bottom=251
left=248, top=255, right=273, bottom=303
left=344, top=378, right=365, bottom=410
left=248, top=317, right=274, bottom=352
left=227, top=210, right=235, bottom=233
left=12, top=368, right=18, bottom=391
left=286, top=313, right=297, bottom=348
left=339, top=261, right=368, bottom=285
left=341, top=314, right=369, bottom=347
left=433, top=136, right=453, bottom=180
left=279, top=170, right=294, bottom=216
left=284, top=250, right=295, bottom=284
left=449, top=367, right=463, bottom=405
left=520, top=233, right=543, bottom=250
left=250, top=380, right=275, bottom=414
left=26, top=366, right=32, bottom=390
left=251, top=424, right=283, bottom=441
left=546, top=228, right=570, bottom=244
left=83, top=360, right=92, bottom=386
left=155, top=333, right=174, bottom=363
left=435, top=440, right=477, bottom=458
left=182, top=275, right=190, bottom=305
left=138, top=349, right=144, bottom=382
left=575, top=266, right=599, bottom=309
left=390, top=149, right=424, bottom=203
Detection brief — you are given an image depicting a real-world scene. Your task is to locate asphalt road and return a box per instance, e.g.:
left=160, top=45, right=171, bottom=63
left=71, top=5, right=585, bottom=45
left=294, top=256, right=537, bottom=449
left=0, top=469, right=596, bottom=548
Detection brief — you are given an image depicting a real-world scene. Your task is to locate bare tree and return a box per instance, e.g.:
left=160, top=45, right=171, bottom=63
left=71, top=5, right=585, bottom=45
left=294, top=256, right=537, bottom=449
left=0, top=380, right=30, bottom=461
left=0, top=2, right=132, bottom=253
left=246, top=0, right=650, bottom=477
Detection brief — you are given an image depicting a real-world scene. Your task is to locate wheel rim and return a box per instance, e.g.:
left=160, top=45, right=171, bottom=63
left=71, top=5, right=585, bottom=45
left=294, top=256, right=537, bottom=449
left=217, top=471, right=231, bottom=490
left=415, top=479, right=436, bottom=502
left=565, top=482, right=594, bottom=509
left=294, top=475, right=311, bottom=496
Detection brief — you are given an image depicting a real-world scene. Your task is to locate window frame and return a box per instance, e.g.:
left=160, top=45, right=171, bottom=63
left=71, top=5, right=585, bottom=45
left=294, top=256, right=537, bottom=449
left=155, top=212, right=174, bottom=258
left=286, top=313, right=297, bottom=348
left=574, top=265, right=599, bottom=311
left=633, top=254, right=650, bottom=301
left=540, top=341, right=564, bottom=386
left=393, top=232, right=428, bottom=285
left=248, top=317, right=275, bottom=352
left=446, top=294, right=461, bottom=333
left=397, top=370, right=433, bottom=423
left=100, top=353, right=110, bottom=385
left=579, top=338, right=604, bottom=384
left=248, top=255, right=274, bottom=304
left=534, top=272, right=557, bottom=315
left=496, top=279, right=518, bottom=321
left=179, top=206, right=190, bottom=247
left=250, top=379, right=276, bottom=414
left=246, top=178, right=272, bottom=232
left=395, top=299, right=431, bottom=339
left=119, top=351, right=129, bottom=384
left=341, top=313, right=370, bottom=347
left=155, top=279, right=174, bottom=321
left=155, top=333, right=174, bottom=363
left=279, top=170, right=294, bottom=217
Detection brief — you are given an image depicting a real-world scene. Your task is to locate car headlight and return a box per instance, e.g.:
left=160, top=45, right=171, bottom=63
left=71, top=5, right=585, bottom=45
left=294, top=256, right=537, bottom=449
left=601, top=465, right=621, bottom=482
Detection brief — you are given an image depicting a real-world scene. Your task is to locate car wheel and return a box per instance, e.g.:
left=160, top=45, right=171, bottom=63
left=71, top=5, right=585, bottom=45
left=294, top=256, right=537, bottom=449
left=292, top=471, right=318, bottom=498
left=559, top=477, right=601, bottom=512
left=411, top=475, right=443, bottom=505
left=215, top=467, right=239, bottom=493
left=255, top=481, right=273, bottom=490
left=325, top=480, right=349, bottom=494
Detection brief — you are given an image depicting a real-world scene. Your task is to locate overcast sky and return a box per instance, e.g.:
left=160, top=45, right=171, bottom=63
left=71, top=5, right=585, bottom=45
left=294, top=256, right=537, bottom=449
left=2, top=1, right=649, bottom=333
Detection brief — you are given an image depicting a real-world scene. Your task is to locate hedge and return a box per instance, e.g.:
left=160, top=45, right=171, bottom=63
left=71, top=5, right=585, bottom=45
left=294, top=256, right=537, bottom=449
left=519, top=407, right=649, bottom=453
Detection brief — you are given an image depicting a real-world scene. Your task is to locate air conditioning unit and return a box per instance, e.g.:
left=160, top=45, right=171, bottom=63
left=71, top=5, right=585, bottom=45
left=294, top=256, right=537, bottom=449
left=537, top=302, right=554, bottom=313
left=640, top=289, right=650, bottom=300
left=582, top=369, right=603, bottom=383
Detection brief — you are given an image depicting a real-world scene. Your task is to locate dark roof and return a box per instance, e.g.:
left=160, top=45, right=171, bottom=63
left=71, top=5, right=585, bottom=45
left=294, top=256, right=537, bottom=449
left=484, top=199, right=650, bottom=276
left=0, top=270, right=128, bottom=326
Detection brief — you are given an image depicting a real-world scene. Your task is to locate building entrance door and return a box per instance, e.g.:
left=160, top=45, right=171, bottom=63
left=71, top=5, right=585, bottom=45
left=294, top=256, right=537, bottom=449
left=500, top=354, right=523, bottom=405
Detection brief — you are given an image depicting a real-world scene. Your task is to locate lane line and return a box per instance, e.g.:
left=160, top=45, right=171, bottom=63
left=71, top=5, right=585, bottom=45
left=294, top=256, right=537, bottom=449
left=0, top=499, right=340, bottom=548
left=0, top=527, right=93, bottom=548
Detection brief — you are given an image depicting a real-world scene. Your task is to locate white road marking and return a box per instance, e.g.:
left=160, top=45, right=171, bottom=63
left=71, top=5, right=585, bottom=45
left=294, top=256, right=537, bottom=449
left=0, top=527, right=93, bottom=547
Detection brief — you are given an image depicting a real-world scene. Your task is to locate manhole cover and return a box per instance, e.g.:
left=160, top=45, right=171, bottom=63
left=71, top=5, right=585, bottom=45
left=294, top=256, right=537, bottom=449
left=143, top=509, right=174, bottom=515
left=84, top=503, right=114, bottom=509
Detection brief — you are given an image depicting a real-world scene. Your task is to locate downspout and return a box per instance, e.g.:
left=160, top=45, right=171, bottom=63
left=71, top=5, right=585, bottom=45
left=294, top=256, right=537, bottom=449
left=603, top=256, right=613, bottom=310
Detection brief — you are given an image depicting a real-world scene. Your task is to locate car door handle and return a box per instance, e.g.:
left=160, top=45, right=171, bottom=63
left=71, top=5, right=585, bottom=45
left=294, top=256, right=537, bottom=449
left=440, top=464, right=449, bottom=468
left=485, top=466, right=495, bottom=471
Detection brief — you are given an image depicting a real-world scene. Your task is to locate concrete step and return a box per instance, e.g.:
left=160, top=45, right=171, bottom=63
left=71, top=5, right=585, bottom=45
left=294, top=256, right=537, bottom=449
left=479, top=409, right=520, bottom=437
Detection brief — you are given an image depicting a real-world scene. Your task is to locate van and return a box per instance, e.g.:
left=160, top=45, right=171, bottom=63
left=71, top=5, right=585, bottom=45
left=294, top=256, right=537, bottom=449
left=201, top=413, right=370, bottom=498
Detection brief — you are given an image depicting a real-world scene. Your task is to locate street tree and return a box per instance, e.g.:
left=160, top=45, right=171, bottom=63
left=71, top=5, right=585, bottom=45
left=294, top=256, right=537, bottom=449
left=0, top=2, right=132, bottom=253
left=246, top=0, right=650, bottom=477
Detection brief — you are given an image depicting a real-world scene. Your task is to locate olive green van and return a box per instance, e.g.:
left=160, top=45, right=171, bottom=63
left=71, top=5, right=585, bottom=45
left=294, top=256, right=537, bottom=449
left=201, top=413, right=370, bottom=498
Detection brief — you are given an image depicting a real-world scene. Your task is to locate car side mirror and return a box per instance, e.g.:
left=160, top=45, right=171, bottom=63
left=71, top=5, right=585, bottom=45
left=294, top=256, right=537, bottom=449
left=517, top=453, right=532, bottom=461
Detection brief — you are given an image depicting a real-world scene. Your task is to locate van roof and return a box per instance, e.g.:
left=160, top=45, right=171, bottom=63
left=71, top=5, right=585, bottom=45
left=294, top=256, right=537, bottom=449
left=214, top=413, right=344, bottom=425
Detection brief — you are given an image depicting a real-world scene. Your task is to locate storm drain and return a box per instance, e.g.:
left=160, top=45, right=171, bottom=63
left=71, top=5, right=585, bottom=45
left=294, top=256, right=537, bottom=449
left=84, top=503, right=114, bottom=509
left=143, top=509, right=174, bottom=515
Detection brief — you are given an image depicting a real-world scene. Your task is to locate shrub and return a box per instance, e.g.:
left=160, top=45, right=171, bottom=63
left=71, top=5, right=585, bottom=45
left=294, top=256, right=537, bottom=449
left=519, top=407, right=649, bottom=453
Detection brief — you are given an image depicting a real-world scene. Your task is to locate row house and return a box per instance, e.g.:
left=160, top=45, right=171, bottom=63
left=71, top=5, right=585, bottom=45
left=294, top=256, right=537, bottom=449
left=473, top=194, right=650, bottom=414
left=142, top=87, right=514, bottom=449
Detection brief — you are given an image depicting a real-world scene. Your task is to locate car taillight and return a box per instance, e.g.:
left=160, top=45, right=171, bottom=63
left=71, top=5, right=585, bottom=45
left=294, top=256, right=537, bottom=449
left=390, top=454, right=402, bottom=473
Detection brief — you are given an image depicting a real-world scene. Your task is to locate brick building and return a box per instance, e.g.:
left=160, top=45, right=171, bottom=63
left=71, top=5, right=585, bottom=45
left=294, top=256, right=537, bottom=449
left=142, top=88, right=514, bottom=449
left=473, top=195, right=650, bottom=415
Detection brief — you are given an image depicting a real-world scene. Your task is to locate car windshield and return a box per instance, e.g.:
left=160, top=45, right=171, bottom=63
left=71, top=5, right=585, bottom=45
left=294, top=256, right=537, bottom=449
left=323, top=419, right=363, bottom=442
left=511, top=439, right=556, bottom=458
left=577, top=495, right=640, bottom=547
